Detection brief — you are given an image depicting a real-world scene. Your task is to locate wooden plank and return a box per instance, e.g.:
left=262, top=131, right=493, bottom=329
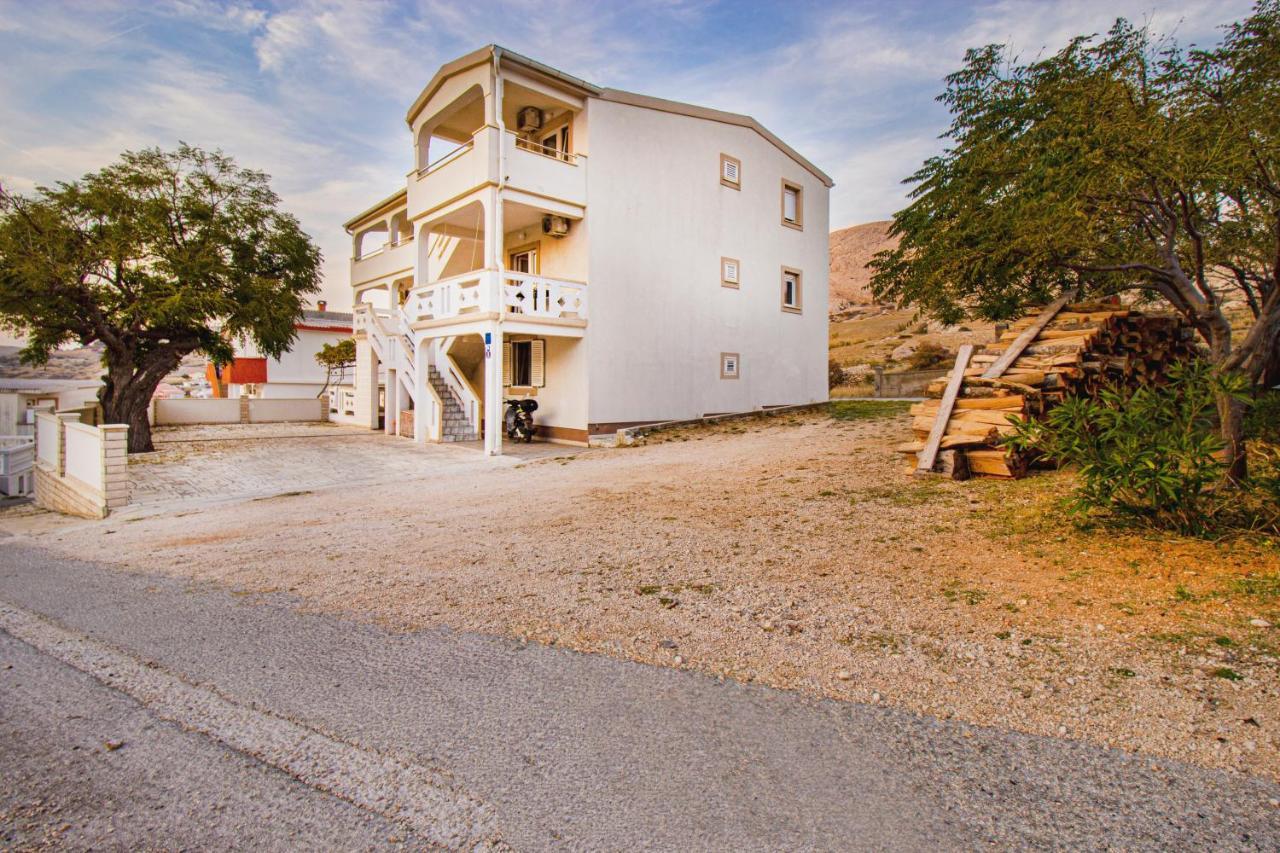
left=981, top=288, right=1078, bottom=379
left=917, top=343, right=974, bottom=472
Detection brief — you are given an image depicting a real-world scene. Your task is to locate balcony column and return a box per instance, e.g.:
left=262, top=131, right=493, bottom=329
left=413, top=337, right=431, bottom=445
left=354, top=336, right=380, bottom=430
left=384, top=367, right=399, bottom=435
left=484, top=322, right=503, bottom=456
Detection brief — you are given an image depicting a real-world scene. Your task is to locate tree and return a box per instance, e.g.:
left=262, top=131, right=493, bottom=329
left=0, top=145, right=321, bottom=452
left=871, top=2, right=1279, bottom=481
left=315, top=338, right=356, bottom=397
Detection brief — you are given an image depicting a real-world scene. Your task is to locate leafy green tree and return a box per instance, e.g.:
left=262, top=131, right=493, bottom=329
left=0, top=145, right=321, bottom=452
left=871, top=2, right=1280, bottom=480
left=315, top=338, right=356, bottom=397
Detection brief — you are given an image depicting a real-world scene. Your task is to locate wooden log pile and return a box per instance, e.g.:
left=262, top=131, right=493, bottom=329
left=896, top=301, right=1197, bottom=479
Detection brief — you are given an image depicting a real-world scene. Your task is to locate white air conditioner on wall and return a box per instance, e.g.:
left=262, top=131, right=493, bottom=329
left=517, top=107, right=543, bottom=132
left=542, top=215, right=570, bottom=238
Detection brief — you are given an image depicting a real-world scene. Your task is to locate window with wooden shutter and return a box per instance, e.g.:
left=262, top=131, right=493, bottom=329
left=781, top=267, right=802, bottom=313
left=502, top=342, right=513, bottom=386
left=720, top=352, right=740, bottom=379
left=781, top=180, right=803, bottom=229
left=530, top=339, right=545, bottom=387
left=721, top=257, right=740, bottom=288
left=720, top=154, right=741, bottom=189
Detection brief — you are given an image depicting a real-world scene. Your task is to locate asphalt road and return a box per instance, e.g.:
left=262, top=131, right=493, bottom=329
left=1, top=542, right=1277, bottom=850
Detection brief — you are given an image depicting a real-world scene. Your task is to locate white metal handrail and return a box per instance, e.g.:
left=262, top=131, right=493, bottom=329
left=419, top=140, right=474, bottom=176
left=511, top=133, right=579, bottom=165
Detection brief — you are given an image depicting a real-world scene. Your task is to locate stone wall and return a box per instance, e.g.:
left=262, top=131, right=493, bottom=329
left=32, top=412, right=128, bottom=519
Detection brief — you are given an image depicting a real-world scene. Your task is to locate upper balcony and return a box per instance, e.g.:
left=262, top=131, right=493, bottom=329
left=503, top=131, right=586, bottom=210
left=406, top=126, right=497, bottom=222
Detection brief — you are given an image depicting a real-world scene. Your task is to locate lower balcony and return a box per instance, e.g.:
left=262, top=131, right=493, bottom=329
left=406, top=271, right=587, bottom=332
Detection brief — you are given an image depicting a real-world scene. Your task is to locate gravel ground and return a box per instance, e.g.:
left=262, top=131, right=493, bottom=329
left=2, top=545, right=1278, bottom=849
left=6, top=408, right=1279, bottom=780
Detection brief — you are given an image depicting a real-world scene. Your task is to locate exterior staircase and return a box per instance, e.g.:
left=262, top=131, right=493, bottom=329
left=428, top=365, right=478, bottom=442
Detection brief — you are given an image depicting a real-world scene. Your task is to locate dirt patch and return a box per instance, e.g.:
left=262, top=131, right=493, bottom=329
left=12, top=411, right=1279, bottom=780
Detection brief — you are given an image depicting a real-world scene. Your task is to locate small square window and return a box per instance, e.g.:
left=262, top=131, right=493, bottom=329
left=720, top=352, right=740, bottom=379
left=781, top=268, right=802, bottom=313
left=781, top=180, right=803, bottom=229
left=720, top=154, right=741, bottom=189
left=721, top=257, right=740, bottom=288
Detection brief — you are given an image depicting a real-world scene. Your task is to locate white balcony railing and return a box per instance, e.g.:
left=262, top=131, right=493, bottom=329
left=406, top=271, right=587, bottom=324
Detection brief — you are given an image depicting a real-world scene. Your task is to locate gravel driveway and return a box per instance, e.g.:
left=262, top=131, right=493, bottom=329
left=7, top=409, right=1279, bottom=782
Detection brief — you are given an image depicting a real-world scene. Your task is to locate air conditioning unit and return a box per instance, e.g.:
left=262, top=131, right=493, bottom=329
left=542, top=215, right=570, bottom=238
left=517, top=107, right=543, bottom=132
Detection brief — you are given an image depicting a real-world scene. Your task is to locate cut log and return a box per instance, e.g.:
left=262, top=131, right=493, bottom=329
left=982, top=288, right=1078, bottom=379
left=916, top=344, right=973, bottom=473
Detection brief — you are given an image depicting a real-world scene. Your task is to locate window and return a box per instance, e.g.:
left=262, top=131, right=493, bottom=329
left=503, top=339, right=546, bottom=388
left=509, top=245, right=538, bottom=274
left=720, top=352, right=740, bottom=379
left=781, top=180, right=803, bottom=229
left=781, top=267, right=802, bottom=313
left=721, top=257, right=740, bottom=288
left=720, top=154, right=741, bottom=189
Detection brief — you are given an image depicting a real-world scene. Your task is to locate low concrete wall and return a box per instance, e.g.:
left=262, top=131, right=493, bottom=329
left=247, top=397, right=326, bottom=423
left=155, top=398, right=241, bottom=425
left=32, top=411, right=128, bottom=519
left=872, top=367, right=949, bottom=398
left=154, top=397, right=327, bottom=425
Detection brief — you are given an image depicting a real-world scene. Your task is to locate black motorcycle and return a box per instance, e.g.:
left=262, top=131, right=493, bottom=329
left=504, top=398, right=538, bottom=442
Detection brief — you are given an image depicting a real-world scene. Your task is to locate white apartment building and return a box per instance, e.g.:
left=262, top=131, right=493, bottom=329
left=345, top=45, right=831, bottom=453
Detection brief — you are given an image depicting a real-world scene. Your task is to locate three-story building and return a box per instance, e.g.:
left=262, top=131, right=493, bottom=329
left=345, top=45, right=832, bottom=454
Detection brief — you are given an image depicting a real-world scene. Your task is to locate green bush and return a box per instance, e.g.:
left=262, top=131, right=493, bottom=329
left=828, top=359, right=846, bottom=390
left=907, top=341, right=952, bottom=371
left=1246, top=391, right=1280, bottom=445
left=1008, top=360, right=1275, bottom=535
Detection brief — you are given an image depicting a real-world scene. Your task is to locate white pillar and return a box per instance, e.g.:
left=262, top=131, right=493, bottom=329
left=484, top=323, right=503, bottom=456
left=354, top=337, right=380, bottom=430
left=414, top=337, right=430, bottom=445
left=384, top=368, right=399, bottom=435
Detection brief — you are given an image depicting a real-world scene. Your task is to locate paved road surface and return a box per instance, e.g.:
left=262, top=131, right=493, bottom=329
left=1, top=543, right=1277, bottom=850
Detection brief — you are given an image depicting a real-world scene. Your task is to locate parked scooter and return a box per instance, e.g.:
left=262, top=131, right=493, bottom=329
left=504, top=398, right=538, bottom=442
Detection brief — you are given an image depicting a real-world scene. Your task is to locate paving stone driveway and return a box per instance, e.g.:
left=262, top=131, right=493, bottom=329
left=127, top=423, right=574, bottom=510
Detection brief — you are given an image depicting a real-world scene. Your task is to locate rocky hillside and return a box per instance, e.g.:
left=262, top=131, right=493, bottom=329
left=829, top=220, right=898, bottom=315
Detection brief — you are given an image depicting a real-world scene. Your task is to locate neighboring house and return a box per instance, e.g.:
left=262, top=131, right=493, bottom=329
left=207, top=308, right=354, bottom=399
left=0, top=379, right=102, bottom=436
left=345, top=45, right=831, bottom=453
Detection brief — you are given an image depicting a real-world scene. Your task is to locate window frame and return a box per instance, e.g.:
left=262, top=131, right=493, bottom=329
left=781, top=179, right=804, bottom=230
left=720, top=352, right=741, bottom=380
left=781, top=266, right=803, bottom=314
left=720, top=153, right=741, bottom=190
left=721, top=256, right=741, bottom=289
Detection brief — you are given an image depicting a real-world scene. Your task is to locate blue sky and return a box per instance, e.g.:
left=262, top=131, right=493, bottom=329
left=0, top=0, right=1253, bottom=306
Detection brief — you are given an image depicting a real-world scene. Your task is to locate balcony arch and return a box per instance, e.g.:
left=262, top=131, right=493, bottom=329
left=354, top=222, right=388, bottom=259
left=415, top=83, right=485, bottom=172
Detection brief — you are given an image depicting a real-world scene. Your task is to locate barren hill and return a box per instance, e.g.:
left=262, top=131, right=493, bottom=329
left=829, top=220, right=898, bottom=315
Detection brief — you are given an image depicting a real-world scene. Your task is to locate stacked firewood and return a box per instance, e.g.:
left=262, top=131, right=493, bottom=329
left=895, top=302, right=1198, bottom=478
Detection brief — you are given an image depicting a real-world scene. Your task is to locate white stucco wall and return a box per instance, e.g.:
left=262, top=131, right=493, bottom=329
left=583, top=99, right=829, bottom=427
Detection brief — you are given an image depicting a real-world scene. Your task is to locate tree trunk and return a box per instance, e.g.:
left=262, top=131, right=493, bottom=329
left=99, top=349, right=184, bottom=454
left=1218, top=391, right=1248, bottom=483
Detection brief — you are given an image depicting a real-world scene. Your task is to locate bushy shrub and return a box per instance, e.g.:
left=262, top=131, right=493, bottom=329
left=828, top=359, right=846, bottom=391
left=907, top=341, right=952, bottom=371
left=1245, top=391, right=1280, bottom=445
left=1008, top=360, right=1275, bottom=535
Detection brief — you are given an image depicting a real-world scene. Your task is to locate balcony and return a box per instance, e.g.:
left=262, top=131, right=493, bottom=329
left=502, top=131, right=586, bottom=209
left=406, top=127, right=496, bottom=221
left=406, top=271, right=587, bottom=329
left=350, top=235, right=415, bottom=289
